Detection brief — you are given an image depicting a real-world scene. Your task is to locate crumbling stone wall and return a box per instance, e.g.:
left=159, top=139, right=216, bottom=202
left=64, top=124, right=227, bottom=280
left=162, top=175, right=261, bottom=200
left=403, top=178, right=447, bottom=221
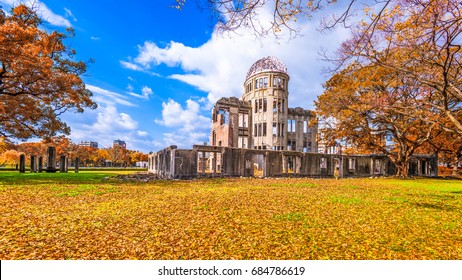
left=148, top=146, right=437, bottom=179
left=211, top=97, right=252, bottom=148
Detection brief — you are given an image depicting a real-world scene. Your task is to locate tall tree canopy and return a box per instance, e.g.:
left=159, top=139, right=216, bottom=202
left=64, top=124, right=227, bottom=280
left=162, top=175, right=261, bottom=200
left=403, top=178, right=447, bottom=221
left=0, top=5, right=96, bottom=140
left=310, top=0, right=460, bottom=177
left=174, top=0, right=393, bottom=37
left=316, top=62, right=440, bottom=177
left=334, top=0, right=462, bottom=135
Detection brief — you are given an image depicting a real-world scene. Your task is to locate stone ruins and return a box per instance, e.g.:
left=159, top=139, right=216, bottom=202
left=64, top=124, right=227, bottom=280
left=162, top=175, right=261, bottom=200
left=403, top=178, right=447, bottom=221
left=148, top=57, right=438, bottom=179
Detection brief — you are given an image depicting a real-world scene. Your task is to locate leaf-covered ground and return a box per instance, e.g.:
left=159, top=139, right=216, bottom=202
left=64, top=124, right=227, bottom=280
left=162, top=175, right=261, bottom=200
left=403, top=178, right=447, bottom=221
left=1, top=172, right=461, bottom=259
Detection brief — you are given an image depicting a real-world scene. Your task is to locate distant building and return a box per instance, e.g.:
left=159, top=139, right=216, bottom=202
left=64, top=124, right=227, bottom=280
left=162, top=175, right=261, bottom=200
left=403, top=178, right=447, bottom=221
left=113, top=139, right=126, bottom=148
left=136, top=161, right=148, bottom=168
left=78, top=141, right=98, bottom=149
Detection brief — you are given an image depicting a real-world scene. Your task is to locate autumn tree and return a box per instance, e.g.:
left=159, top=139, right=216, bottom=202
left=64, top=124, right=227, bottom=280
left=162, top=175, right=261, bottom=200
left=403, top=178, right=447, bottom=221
left=75, top=146, right=98, bottom=167
left=44, top=136, right=74, bottom=157
left=139, top=153, right=149, bottom=162
left=316, top=63, right=440, bottom=177
left=173, top=0, right=392, bottom=37
left=108, top=145, right=130, bottom=167
left=95, top=149, right=110, bottom=167
left=331, top=0, right=461, bottom=135
left=420, top=125, right=462, bottom=175
left=0, top=5, right=96, bottom=141
left=0, top=136, right=14, bottom=153
left=16, top=141, right=47, bottom=158
left=0, top=149, right=20, bottom=167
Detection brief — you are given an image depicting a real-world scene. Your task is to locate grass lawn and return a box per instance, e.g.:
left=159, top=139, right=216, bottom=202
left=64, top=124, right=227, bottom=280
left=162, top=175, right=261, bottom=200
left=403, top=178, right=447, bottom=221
left=0, top=172, right=461, bottom=260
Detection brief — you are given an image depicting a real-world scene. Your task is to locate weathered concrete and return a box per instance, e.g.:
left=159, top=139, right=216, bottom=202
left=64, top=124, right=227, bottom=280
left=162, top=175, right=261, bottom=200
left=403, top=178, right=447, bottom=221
left=59, top=155, right=67, bottom=173
left=38, top=156, right=43, bottom=173
left=75, top=157, right=80, bottom=173
left=46, top=146, right=57, bottom=173
left=148, top=145, right=438, bottom=179
left=30, top=155, right=36, bottom=173
left=19, top=154, right=26, bottom=173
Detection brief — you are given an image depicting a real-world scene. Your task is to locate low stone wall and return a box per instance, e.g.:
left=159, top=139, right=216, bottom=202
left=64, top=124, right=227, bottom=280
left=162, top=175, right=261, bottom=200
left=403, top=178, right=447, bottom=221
left=148, top=145, right=438, bottom=179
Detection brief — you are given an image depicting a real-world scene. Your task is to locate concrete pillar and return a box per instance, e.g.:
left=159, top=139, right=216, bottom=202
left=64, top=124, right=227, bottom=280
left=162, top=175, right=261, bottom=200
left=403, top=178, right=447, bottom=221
left=19, top=154, right=26, bottom=173
left=30, top=155, right=36, bottom=173
left=75, top=157, right=79, bottom=173
left=60, top=155, right=67, bottom=173
left=371, top=158, right=374, bottom=176
left=46, top=146, right=57, bottom=173
left=201, top=151, right=205, bottom=175
left=212, top=152, right=217, bottom=175
left=282, top=155, right=287, bottom=174
left=265, top=152, right=270, bottom=177
left=38, top=156, right=43, bottom=173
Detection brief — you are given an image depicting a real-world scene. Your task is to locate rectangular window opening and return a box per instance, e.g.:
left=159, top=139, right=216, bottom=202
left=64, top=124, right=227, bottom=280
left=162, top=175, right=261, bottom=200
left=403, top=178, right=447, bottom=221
left=349, top=158, right=355, bottom=171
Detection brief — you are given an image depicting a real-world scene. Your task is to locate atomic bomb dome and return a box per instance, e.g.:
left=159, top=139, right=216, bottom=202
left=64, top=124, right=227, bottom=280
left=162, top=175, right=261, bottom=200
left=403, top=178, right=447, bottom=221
left=245, top=56, right=288, bottom=80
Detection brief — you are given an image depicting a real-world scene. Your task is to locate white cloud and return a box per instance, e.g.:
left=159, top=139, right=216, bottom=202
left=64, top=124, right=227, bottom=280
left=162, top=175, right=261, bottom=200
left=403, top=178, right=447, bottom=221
left=67, top=104, right=141, bottom=147
left=91, top=36, right=101, bottom=41
left=66, top=84, right=161, bottom=151
left=64, top=8, right=76, bottom=22
left=0, top=0, right=72, bottom=27
left=154, top=98, right=211, bottom=147
left=91, top=105, right=138, bottom=133
left=127, top=86, right=154, bottom=100
left=155, top=99, right=210, bottom=131
left=137, top=130, right=149, bottom=137
left=142, top=86, right=153, bottom=99
left=120, top=60, right=146, bottom=71
left=121, top=7, right=350, bottom=109
left=35, top=2, right=71, bottom=26
left=86, top=84, right=136, bottom=107
left=119, top=5, right=352, bottom=149
left=163, top=131, right=209, bottom=147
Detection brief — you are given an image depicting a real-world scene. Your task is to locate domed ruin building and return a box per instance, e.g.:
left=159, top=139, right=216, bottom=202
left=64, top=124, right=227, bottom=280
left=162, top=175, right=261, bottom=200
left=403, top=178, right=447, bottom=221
left=211, top=56, right=317, bottom=152
left=148, top=57, right=438, bottom=179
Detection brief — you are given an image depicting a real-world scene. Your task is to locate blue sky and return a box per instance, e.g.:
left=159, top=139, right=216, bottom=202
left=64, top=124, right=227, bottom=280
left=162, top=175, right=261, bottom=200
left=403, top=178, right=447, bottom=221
left=1, top=0, right=350, bottom=152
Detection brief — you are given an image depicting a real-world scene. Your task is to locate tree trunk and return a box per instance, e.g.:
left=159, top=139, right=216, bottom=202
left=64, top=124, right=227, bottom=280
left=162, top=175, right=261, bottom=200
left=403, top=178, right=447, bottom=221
left=396, top=163, right=408, bottom=178
left=453, top=156, right=459, bottom=176
left=391, top=153, right=410, bottom=179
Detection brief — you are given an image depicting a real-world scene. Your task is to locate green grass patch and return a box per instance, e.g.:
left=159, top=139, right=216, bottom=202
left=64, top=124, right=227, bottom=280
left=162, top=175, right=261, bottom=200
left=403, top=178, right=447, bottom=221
left=386, top=178, right=462, bottom=192
left=0, top=170, right=137, bottom=186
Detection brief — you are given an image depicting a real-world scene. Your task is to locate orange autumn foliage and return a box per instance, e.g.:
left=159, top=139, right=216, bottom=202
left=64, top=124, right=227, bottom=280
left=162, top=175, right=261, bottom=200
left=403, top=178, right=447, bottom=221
left=0, top=5, right=96, bottom=140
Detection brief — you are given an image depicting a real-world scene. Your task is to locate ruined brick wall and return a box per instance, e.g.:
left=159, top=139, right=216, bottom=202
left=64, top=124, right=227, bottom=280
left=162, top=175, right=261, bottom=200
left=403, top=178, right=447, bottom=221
left=210, top=97, right=251, bottom=148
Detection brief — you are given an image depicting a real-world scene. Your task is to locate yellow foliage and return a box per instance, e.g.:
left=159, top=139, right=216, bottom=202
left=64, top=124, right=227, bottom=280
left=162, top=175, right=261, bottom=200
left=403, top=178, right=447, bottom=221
left=1, top=177, right=461, bottom=259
